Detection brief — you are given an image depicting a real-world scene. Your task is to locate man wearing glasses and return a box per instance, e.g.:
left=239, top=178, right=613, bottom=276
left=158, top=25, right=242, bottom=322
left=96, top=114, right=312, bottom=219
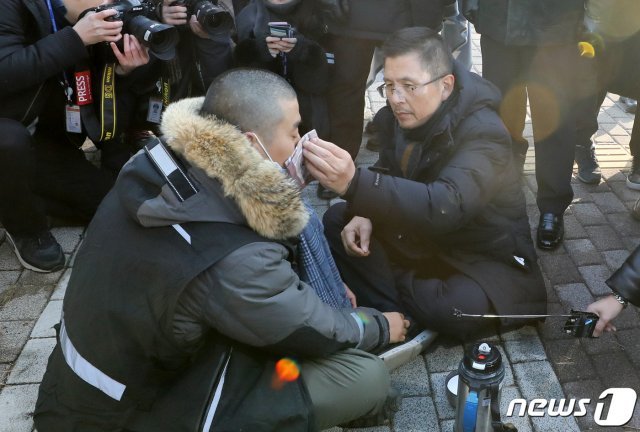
left=304, top=28, right=546, bottom=340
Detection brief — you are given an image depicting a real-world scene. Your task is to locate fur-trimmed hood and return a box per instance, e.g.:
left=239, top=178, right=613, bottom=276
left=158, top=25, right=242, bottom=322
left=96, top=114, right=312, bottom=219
left=117, top=97, right=308, bottom=240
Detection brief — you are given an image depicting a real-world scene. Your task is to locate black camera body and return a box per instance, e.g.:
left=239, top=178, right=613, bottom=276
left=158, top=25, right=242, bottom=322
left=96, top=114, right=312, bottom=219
left=171, top=0, right=234, bottom=37
left=90, top=0, right=179, bottom=60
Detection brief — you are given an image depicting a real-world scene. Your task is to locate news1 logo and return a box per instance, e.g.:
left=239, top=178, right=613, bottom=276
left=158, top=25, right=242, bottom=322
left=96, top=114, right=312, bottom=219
left=506, top=388, right=637, bottom=426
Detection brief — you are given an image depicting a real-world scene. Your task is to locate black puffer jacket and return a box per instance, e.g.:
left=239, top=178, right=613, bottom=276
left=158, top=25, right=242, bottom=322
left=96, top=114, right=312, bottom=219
left=0, top=0, right=88, bottom=124
left=467, top=0, right=584, bottom=46
left=344, top=61, right=546, bottom=320
left=328, top=0, right=457, bottom=40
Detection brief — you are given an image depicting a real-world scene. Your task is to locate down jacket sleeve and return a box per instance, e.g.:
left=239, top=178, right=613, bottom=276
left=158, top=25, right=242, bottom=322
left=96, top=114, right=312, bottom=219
left=0, top=1, right=88, bottom=97
left=347, top=121, right=512, bottom=238
left=183, top=241, right=390, bottom=357
left=606, top=245, right=640, bottom=307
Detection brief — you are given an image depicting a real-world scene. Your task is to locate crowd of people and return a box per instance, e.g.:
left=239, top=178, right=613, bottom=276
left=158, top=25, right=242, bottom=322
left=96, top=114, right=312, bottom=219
left=0, top=0, right=638, bottom=430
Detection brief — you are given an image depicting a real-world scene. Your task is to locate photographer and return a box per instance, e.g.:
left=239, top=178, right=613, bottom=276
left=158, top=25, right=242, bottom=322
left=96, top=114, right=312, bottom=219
left=0, top=0, right=149, bottom=273
left=116, top=0, right=234, bottom=138
left=234, top=0, right=331, bottom=138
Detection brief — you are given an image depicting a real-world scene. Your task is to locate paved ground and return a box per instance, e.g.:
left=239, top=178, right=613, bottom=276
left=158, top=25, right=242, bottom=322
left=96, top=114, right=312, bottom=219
left=1, top=32, right=639, bottom=432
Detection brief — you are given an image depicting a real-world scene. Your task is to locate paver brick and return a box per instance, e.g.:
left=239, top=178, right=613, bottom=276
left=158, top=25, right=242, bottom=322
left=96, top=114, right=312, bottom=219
left=555, top=283, right=594, bottom=311
left=564, top=239, right=602, bottom=266
left=563, top=213, right=588, bottom=239
left=391, top=356, right=430, bottom=397
left=562, top=379, right=606, bottom=431
left=590, top=192, right=627, bottom=213
left=430, top=371, right=456, bottom=421
left=602, top=249, right=630, bottom=271
left=0, top=288, right=51, bottom=321
left=580, top=332, right=625, bottom=356
left=0, top=321, right=32, bottom=363
left=425, top=344, right=463, bottom=374
left=584, top=225, right=625, bottom=251
left=503, top=337, right=547, bottom=363
left=592, top=352, right=640, bottom=390
left=0, top=384, right=38, bottom=432
left=539, top=255, right=581, bottom=285
left=7, top=338, right=56, bottom=384
left=605, top=212, right=640, bottom=237
left=392, top=396, right=439, bottom=432
left=0, top=243, right=23, bottom=271
left=578, top=265, right=613, bottom=296
left=536, top=303, right=574, bottom=341
left=543, top=339, right=597, bottom=383
left=50, top=227, right=84, bottom=254
left=0, top=271, right=20, bottom=299
left=571, top=203, right=607, bottom=226
left=615, top=328, right=640, bottom=369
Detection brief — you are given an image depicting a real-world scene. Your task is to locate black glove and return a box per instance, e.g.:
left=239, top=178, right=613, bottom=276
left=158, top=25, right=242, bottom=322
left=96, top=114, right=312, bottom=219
left=317, top=0, right=350, bottom=24
left=461, top=0, right=478, bottom=24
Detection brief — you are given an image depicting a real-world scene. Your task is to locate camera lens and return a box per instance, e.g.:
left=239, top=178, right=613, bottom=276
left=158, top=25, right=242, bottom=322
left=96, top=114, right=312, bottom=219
left=127, top=16, right=179, bottom=60
left=193, top=1, right=233, bottom=36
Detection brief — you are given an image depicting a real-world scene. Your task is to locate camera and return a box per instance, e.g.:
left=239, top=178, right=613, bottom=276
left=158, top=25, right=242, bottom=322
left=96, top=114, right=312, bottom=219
left=88, top=0, right=179, bottom=60
left=171, top=0, right=234, bottom=37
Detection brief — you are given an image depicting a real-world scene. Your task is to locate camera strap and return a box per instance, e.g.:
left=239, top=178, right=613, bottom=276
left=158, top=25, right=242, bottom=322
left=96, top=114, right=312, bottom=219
left=76, top=62, right=118, bottom=142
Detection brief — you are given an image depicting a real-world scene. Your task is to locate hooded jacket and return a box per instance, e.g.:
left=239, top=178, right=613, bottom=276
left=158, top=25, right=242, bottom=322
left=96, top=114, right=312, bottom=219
left=35, top=97, right=391, bottom=432
left=343, top=61, right=546, bottom=321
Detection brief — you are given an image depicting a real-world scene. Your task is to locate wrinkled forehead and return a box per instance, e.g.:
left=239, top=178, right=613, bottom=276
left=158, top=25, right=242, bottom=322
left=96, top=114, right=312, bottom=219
left=383, top=52, right=432, bottom=82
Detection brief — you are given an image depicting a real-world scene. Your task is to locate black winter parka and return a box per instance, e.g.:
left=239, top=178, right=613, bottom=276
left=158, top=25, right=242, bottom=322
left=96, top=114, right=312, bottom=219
left=0, top=0, right=88, bottom=124
left=344, top=61, right=546, bottom=320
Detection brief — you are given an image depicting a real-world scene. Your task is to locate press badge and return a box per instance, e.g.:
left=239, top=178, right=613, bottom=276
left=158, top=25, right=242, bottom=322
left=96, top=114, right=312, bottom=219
left=147, top=97, right=163, bottom=124
left=65, top=105, right=82, bottom=133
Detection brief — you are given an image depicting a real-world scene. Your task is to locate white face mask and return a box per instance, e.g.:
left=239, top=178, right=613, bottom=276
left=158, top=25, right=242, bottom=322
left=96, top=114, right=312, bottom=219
left=248, top=132, right=293, bottom=173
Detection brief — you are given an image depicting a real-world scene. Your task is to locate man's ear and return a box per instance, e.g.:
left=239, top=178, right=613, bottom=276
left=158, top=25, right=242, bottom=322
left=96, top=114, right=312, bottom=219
left=441, top=74, right=456, bottom=101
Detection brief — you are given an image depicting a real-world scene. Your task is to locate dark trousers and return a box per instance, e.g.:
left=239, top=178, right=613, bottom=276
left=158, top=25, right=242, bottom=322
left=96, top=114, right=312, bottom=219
left=0, top=119, right=115, bottom=236
left=326, top=36, right=378, bottom=159
left=480, top=36, right=586, bottom=215
left=323, top=203, right=496, bottom=341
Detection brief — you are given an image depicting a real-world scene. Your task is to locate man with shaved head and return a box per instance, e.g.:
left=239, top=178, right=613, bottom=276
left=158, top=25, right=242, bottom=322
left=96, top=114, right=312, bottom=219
left=35, top=69, right=408, bottom=431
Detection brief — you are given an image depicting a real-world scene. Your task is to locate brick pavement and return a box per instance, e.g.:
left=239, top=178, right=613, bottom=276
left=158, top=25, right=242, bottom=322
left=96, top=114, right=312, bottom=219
left=1, top=32, right=639, bottom=432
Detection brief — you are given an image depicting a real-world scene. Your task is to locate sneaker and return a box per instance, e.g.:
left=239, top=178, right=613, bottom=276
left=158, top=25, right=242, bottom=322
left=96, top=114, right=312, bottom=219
left=339, top=388, right=402, bottom=428
left=575, top=144, right=601, bottom=184
left=5, top=231, right=65, bottom=273
left=627, top=157, right=640, bottom=190
left=620, top=97, right=637, bottom=114
left=378, top=329, right=437, bottom=371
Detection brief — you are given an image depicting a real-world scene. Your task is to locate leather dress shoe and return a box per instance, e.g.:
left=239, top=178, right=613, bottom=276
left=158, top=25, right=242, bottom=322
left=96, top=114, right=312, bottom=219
left=537, top=213, right=564, bottom=250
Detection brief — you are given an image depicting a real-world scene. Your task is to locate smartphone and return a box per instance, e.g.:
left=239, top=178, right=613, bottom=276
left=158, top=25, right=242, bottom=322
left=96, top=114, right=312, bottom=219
left=269, top=21, right=292, bottom=38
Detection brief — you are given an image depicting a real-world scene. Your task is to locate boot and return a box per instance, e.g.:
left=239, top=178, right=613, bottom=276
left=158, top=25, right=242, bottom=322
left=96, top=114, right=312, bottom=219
left=575, top=144, right=601, bottom=184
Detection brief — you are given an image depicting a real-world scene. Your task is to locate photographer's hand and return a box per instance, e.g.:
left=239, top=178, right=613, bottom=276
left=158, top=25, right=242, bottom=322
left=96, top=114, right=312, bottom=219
left=303, top=137, right=355, bottom=196
left=188, top=15, right=209, bottom=39
left=161, top=0, right=188, bottom=25
left=111, top=35, right=150, bottom=76
left=278, top=37, right=297, bottom=53
left=341, top=216, right=372, bottom=257
left=73, top=9, right=123, bottom=45
left=266, top=36, right=283, bottom=57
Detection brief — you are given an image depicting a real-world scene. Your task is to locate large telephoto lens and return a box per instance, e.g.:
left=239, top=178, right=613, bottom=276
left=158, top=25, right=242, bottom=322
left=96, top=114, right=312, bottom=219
left=127, top=16, right=179, bottom=60
left=192, top=1, right=233, bottom=36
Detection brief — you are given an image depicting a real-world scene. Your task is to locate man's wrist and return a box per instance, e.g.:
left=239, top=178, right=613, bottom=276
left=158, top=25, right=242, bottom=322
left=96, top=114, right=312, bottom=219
left=611, top=291, right=629, bottom=308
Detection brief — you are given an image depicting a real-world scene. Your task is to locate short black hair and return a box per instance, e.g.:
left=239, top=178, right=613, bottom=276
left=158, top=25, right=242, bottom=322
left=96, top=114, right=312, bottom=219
left=381, top=27, right=453, bottom=79
left=200, top=68, right=297, bottom=140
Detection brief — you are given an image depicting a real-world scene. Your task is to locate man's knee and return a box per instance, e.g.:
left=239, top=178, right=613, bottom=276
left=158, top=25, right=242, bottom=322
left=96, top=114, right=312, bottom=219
left=349, top=350, right=390, bottom=403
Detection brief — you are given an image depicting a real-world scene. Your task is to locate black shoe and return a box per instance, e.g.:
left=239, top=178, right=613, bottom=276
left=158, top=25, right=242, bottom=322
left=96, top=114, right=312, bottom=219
left=5, top=231, right=65, bottom=273
left=627, top=157, right=640, bottom=190
left=316, top=184, right=339, bottom=200
left=536, top=213, right=564, bottom=250
left=339, top=388, right=402, bottom=428
left=620, top=97, right=637, bottom=114
left=365, top=136, right=381, bottom=152
left=575, top=144, right=601, bottom=184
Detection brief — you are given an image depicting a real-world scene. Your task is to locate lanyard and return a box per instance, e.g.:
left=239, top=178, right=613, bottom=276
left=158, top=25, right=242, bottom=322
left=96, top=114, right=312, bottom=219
left=45, top=0, right=73, bottom=104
